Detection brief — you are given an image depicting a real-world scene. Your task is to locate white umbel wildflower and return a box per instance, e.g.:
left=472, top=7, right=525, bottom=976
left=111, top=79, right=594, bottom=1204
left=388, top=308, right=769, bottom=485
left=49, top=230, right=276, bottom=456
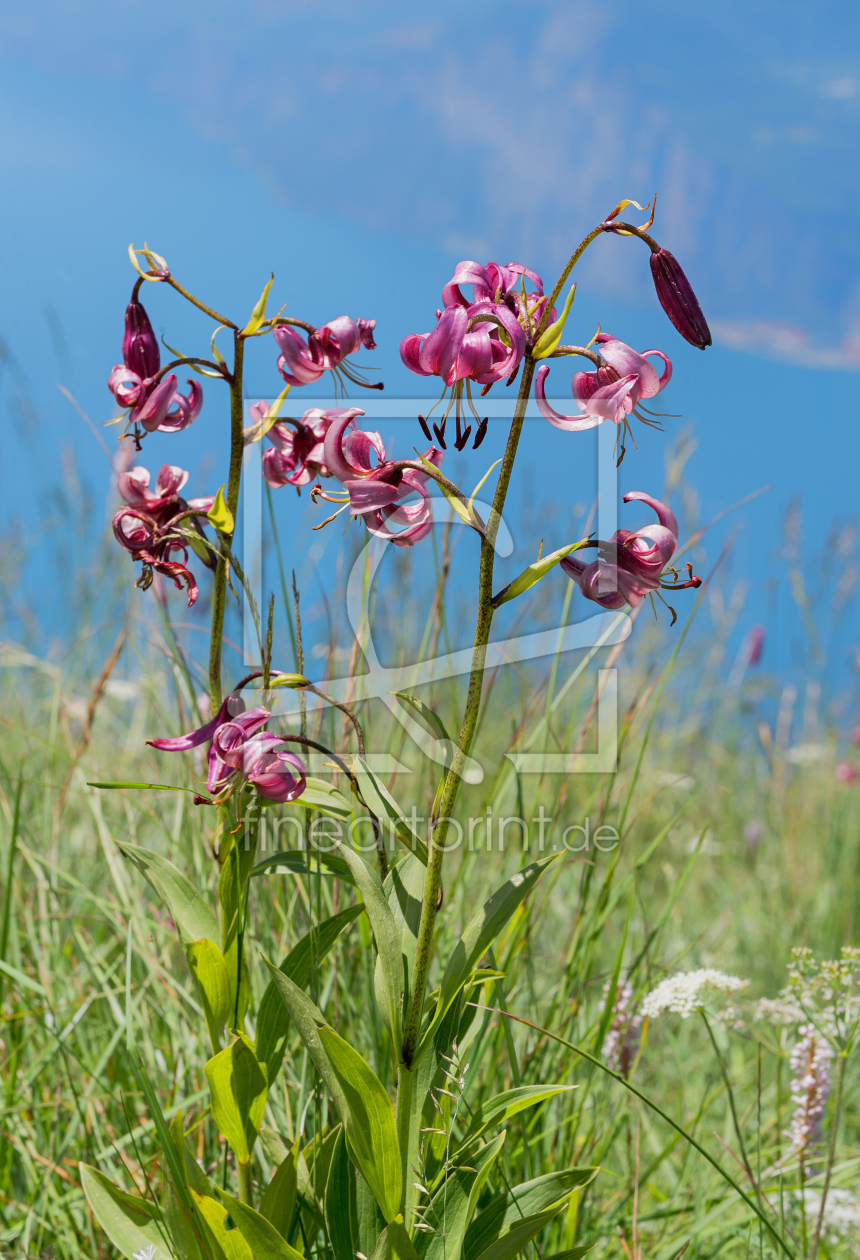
left=798, top=1189, right=860, bottom=1240
left=786, top=1023, right=832, bottom=1159
left=641, top=969, right=748, bottom=1019
left=602, top=981, right=642, bottom=1077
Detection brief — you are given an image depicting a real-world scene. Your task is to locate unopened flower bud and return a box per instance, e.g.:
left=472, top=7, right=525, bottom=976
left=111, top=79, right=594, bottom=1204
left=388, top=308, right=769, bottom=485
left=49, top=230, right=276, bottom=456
left=270, top=672, right=311, bottom=690
left=649, top=249, right=712, bottom=350
left=123, top=297, right=161, bottom=379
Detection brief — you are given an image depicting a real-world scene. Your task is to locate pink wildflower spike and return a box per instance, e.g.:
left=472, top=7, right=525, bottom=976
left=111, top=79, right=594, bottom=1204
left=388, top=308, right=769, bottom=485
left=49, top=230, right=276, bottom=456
left=273, top=316, right=379, bottom=388
left=561, top=490, right=699, bottom=612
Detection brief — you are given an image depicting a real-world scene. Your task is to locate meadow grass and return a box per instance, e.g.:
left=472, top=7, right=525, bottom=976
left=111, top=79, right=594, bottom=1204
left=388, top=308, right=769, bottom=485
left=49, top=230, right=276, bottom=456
left=0, top=480, right=858, bottom=1260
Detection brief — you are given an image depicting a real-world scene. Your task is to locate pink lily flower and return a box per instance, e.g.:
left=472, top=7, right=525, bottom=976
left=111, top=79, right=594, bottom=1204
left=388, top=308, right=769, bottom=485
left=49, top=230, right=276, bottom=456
left=148, top=699, right=306, bottom=801
left=535, top=335, right=672, bottom=432
left=108, top=297, right=203, bottom=433
left=273, top=316, right=379, bottom=389
left=400, top=300, right=525, bottom=387
left=560, top=491, right=700, bottom=612
left=261, top=407, right=337, bottom=489
left=113, top=463, right=215, bottom=607
left=442, top=259, right=555, bottom=329
left=319, top=409, right=443, bottom=547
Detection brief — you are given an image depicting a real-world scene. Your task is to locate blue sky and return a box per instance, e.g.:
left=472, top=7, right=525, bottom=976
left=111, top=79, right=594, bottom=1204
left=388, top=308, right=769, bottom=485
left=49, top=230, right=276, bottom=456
left=0, top=1, right=858, bottom=689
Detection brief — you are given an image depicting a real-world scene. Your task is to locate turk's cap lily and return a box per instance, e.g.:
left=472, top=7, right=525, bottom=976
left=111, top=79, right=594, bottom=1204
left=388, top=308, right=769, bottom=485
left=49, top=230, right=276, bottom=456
left=535, top=336, right=672, bottom=431
left=273, top=317, right=377, bottom=387
left=108, top=368, right=203, bottom=433
left=650, top=248, right=712, bottom=349
left=400, top=301, right=525, bottom=386
left=561, top=491, right=698, bottom=611
left=122, top=297, right=160, bottom=381
left=261, top=407, right=336, bottom=489
left=113, top=462, right=214, bottom=607
left=149, top=699, right=280, bottom=794
left=320, top=410, right=443, bottom=548
left=442, top=259, right=549, bottom=318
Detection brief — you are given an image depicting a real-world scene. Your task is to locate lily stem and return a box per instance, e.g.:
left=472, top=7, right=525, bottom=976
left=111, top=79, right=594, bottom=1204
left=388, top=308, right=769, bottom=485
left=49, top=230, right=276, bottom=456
left=400, top=356, right=536, bottom=1067
left=209, top=333, right=245, bottom=711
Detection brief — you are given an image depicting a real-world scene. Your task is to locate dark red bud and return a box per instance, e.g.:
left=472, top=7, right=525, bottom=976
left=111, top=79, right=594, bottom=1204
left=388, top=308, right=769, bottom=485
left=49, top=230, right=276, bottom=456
left=123, top=298, right=161, bottom=379
left=649, top=249, right=712, bottom=350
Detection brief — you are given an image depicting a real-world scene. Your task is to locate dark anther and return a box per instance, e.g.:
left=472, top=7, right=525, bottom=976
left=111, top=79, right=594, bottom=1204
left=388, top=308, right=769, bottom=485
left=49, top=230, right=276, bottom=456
left=455, top=413, right=463, bottom=447
left=505, top=364, right=520, bottom=388
left=473, top=417, right=489, bottom=449
left=454, top=425, right=471, bottom=451
left=432, top=422, right=447, bottom=450
left=480, top=382, right=493, bottom=397
left=616, top=445, right=626, bottom=468
left=418, top=414, right=433, bottom=441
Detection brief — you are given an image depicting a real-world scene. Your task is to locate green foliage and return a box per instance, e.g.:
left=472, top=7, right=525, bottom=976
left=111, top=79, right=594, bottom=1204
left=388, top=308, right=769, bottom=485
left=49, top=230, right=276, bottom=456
left=204, top=1034, right=268, bottom=1166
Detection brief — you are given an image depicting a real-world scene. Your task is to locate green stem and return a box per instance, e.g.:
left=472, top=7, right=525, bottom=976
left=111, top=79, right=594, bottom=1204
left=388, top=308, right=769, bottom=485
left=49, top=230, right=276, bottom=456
left=209, top=333, right=246, bottom=711
left=165, top=275, right=237, bottom=329
left=701, top=1010, right=757, bottom=1195
left=400, top=357, right=535, bottom=1067
left=237, top=1160, right=253, bottom=1206
left=810, top=1052, right=847, bottom=1260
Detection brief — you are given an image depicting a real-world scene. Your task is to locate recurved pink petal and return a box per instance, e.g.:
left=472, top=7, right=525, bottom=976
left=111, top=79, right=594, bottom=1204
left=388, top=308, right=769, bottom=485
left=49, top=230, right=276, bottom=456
left=136, top=375, right=179, bottom=432
left=155, top=464, right=190, bottom=498
left=346, top=479, right=402, bottom=514
left=622, top=491, right=679, bottom=545
left=535, top=365, right=609, bottom=432
left=322, top=408, right=369, bottom=483
left=109, top=364, right=144, bottom=409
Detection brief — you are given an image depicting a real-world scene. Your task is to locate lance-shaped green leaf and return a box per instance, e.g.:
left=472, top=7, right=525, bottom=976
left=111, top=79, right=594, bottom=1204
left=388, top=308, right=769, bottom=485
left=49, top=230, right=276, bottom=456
left=325, top=1127, right=355, bottom=1260
left=210, top=324, right=229, bottom=370
left=187, top=938, right=232, bottom=1052
left=243, top=384, right=292, bottom=444
left=79, top=1165, right=163, bottom=1260
left=262, top=961, right=349, bottom=1119
left=256, top=903, right=364, bottom=1083
left=417, top=1132, right=506, bottom=1260
left=391, top=693, right=451, bottom=746
left=162, top=1109, right=211, bottom=1260
left=241, top=272, right=275, bottom=337
left=492, top=539, right=591, bottom=609
left=416, top=855, right=562, bottom=1062
left=463, top=1168, right=599, bottom=1260
left=471, top=1208, right=565, bottom=1260
left=354, top=758, right=428, bottom=865
left=208, top=485, right=234, bottom=536
left=218, top=1191, right=304, bottom=1260
left=260, top=1140, right=298, bottom=1239
left=204, top=1033, right=268, bottom=1167
left=336, top=845, right=404, bottom=1057
left=82, top=1169, right=164, bottom=1255
left=253, top=848, right=355, bottom=883
left=456, top=1084, right=578, bottom=1150
left=191, top=1190, right=252, bottom=1260
left=285, top=776, right=353, bottom=821
left=115, top=840, right=218, bottom=946
left=317, top=1025, right=402, bottom=1224
left=532, top=283, right=576, bottom=359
